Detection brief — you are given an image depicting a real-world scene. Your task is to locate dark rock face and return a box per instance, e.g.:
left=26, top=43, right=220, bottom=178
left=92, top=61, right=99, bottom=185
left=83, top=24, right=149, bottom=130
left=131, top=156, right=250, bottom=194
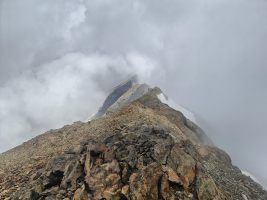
left=94, top=76, right=137, bottom=118
left=10, top=125, right=261, bottom=200
left=2, top=126, right=267, bottom=200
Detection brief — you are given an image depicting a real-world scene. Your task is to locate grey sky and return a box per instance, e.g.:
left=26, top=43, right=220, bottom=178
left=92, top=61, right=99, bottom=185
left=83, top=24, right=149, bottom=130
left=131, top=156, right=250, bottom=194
left=1, top=0, right=267, bottom=188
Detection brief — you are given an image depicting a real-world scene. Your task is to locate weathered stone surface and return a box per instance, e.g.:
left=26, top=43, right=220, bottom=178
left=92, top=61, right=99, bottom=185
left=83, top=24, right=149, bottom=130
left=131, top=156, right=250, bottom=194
left=167, top=144, right=196, bottom=190
left=196, top=171, right=226, bottom=200
left=162, top=166, right=181, bottom=184
left=61, top=160, right=83, bottom=190
left=73, top=184, right=88, bottom=200
left=84, top=144, right=121, bottom=200
left=160, top=174, right=174, bottom=200
left=1, top=84, right=267, bottom=200
left=129, top=163, right=163, bottom=200
left=121, top=185, right=130, bottom=199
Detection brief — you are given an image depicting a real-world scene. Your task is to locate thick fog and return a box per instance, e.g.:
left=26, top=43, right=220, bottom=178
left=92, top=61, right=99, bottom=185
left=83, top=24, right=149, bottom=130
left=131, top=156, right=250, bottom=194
left=1, top=0, right=267, bottom=188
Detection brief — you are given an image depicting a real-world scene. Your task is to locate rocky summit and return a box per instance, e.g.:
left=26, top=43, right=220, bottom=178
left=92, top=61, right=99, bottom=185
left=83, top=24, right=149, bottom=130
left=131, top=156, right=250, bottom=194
left=0, top=78, right=267, bottom=200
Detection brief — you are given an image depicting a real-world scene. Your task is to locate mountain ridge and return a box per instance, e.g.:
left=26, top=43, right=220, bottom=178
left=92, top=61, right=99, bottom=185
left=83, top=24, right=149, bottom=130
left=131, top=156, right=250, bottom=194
left=0, top=79, right=266, bottom=200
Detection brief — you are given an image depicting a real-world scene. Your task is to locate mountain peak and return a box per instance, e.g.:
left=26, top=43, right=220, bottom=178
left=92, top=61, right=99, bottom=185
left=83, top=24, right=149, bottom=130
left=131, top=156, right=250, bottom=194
left=93, top=75, right=148, bottom=118
left=0, top=78, right=267, bottom=199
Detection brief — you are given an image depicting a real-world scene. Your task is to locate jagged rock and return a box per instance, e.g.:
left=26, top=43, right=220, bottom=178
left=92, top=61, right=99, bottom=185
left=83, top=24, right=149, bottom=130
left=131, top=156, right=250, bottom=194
left=61, top=160, right=83, bottom=191
left=73, top=184, right=88, bottom=200
left=162, top=166, right=181, bottom=184
left=160, top=174, right=174, bottom=200
left=84, top=153, right=91, bottom=177
left=129, top=163, right=163, bottom=200
left=43, top=170, right=64, bottom=190
left=1, top=80, right=267, bottom=200
left=19, top=189, right=40, bottom=200
left=121, top=185, right=130, bottom=199
left=196, top=171, right=226, bottom=200
left=84, top=145, right=121, bottom=199
left=167, top=144, right=196, bottom=190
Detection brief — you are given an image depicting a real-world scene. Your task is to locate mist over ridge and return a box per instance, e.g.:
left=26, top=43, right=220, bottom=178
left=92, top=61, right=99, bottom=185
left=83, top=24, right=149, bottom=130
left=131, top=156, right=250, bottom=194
left=1, top=0, right=267, bottom=188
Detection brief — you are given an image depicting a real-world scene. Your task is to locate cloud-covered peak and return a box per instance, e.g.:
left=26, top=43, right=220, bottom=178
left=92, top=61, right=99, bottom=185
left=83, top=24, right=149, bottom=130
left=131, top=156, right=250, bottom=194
left=1, top=0, right=267, bottom=188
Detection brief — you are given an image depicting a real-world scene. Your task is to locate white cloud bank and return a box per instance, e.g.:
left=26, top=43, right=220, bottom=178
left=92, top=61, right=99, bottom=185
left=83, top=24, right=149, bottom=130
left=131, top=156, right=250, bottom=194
left=0, top=52, right=159, bottom=151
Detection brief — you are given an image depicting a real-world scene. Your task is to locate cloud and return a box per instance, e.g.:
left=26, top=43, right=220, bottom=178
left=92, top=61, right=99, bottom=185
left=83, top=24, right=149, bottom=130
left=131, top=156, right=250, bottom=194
left=0, top=52, right=158, bottom=152
left=1, top=0, right=267, bottom=187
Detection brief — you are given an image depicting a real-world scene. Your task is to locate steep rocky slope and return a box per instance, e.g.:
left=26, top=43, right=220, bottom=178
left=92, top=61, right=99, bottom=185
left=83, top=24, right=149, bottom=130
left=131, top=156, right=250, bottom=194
left=0, top=80, right=266, bottom=200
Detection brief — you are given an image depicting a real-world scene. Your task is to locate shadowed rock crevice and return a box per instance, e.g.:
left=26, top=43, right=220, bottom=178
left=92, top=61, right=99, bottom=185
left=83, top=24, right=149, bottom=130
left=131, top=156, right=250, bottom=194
left=43, top=170, right=64, bottom=190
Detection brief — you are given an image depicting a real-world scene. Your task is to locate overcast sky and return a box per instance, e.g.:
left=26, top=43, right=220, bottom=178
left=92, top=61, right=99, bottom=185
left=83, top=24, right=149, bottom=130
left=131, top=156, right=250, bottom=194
left=1, top=0, right=267, bottom=188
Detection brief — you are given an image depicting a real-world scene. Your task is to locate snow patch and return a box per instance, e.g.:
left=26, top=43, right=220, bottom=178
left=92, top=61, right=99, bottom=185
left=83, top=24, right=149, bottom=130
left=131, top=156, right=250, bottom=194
left=242, top=170, right=261, bottom=184
left=157, top=93, right=197, bottom=124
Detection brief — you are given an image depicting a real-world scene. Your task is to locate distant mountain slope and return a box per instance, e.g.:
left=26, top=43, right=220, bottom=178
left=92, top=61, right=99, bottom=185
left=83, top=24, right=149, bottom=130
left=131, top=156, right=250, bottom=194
left=93, top=75, right=138, bottom=118
left=0, top=79, right=266, bottom=200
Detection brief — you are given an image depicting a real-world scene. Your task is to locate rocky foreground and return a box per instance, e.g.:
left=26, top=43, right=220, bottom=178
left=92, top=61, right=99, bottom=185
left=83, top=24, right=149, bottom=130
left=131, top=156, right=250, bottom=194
left=0, top=79, right=266, bottom=200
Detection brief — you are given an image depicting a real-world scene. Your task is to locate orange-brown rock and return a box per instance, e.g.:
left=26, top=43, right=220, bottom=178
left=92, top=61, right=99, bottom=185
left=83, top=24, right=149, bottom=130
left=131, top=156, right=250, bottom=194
left=167, top=144, right=196, bottom=190
left=74, top=184, right=88, bottom=200
left=196, top=171, right=226, bottom=200
left=0, top=83, right=266, bottom=200
left=162, top=166, right=181, bottom=184
left=129, top=163, right=163, bottom=200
